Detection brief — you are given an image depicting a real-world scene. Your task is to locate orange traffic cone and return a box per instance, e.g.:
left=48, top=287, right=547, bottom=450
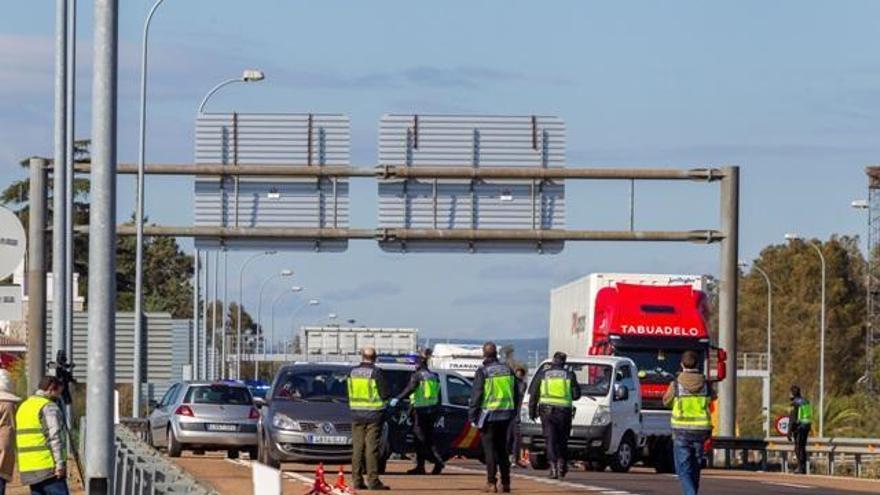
left=304, top=462, right=334, bottom=495
left=333, top=465, right=355, bottom=493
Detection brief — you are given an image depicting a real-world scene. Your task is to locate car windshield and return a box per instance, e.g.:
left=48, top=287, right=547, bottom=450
left=621, top=348, right=703, bottom=383
left=382, top=369, right=413, bottom=398
left=273, top=368, right=350, bottom=402
left=184, top=385, right=252, bottom=405
left=555, top=363, right=613, bottom=397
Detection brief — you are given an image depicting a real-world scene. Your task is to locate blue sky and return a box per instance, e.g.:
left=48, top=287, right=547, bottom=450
left=2, top=1, right=879, bottom=342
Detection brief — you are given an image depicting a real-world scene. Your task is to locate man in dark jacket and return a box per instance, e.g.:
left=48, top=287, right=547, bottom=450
left=662, top=350, right=713, bottom=495
left=508, top=367, right=528, bottom=468
left=348, top=347, right=391, bottom=490
left=787, top=385, right=812, bottom=474
left=391, top=349, right=445, bottom=475
left=469, top=342, right=522, bottom=493
left=527, top=352, right=581, bottom=479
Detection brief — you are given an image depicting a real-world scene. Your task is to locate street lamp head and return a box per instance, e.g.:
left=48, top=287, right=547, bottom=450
left=784, top=233, right=801, bottom=242
left=242, top=69, right=265, bottom=82
left=290, top=286, right=304, bottom=292
left=328, top=313, right=338, bottom=319
left=851, top=199, right=869, bottom=209
left=308, top=299, right=320, bottom=306
left=280, top=269, right=294, bottom=277
left=265, top=250, right=278, bottom=255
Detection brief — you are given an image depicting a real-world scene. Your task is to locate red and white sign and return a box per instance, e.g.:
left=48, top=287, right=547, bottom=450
left=620, top=324, right=701, bottom=337
left=774, top=415, right=790, bottom=436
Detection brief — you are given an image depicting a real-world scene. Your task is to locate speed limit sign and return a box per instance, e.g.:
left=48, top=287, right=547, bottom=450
left=775, top=415, right=790, bottom=436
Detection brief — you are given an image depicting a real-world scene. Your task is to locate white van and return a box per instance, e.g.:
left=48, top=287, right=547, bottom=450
left=519, top=356, right=644, bottom=473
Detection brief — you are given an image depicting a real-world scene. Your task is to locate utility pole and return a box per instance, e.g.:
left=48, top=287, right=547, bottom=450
left=85, top=0, right=118, bottom=491
left=717, top=166, right=740, bottom=437
left=52, top=0, right=69, bottom=364
left=64, top=0, right=77, bottom=358
left=192, top=248, right=200, bottom=379
left=27, top=158, right=49, bottom=394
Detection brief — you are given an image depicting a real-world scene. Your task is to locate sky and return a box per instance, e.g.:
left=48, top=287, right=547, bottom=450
left=2, top=1, right=879, bottom=342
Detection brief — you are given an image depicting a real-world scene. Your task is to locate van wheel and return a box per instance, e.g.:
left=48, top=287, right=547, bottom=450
left=167, top=428, right=182, bottom=458
left=227, top=449, right=240, bottom=460
left=528, top=451, right=549, bottom=470
left=609, top=435, right=635, bottom=473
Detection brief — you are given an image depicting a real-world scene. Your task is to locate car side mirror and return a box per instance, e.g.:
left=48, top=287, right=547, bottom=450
left=253, top=397, right=267, bottom=409
left=613, top=384, right=629, bottom=402
left=148, top=399, right=159, bottom=410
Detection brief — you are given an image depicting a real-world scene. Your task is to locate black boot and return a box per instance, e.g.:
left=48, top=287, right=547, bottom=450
left=548, top=463, right=558, bottom=479
left=558, top=461, right=568, bottom=479
left=407, top=464, right=427, bottom=475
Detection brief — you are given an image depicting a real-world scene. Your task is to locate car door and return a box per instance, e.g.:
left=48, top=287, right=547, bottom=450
left=440, top=373, right=480, bottom=459
left=150, top=383, right=180, bottom=446
left=610, top=365, right=640, bottom=446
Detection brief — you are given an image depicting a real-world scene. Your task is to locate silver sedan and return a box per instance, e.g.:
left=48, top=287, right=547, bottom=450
left=148, top=381, right=259, bottom=459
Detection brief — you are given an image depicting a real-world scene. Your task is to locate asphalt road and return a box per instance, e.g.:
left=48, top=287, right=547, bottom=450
left=172, top=453, right=880, bottom=495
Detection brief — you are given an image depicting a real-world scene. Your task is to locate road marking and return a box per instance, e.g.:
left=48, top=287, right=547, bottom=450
left=763, top=481, right=813, bottom=489
left=446, top=465, right=638, bottom=494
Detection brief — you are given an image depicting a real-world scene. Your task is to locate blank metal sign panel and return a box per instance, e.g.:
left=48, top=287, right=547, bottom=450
left=193, top=112, right=350, bottom=252
left=378, top=114, right=566, bottom=253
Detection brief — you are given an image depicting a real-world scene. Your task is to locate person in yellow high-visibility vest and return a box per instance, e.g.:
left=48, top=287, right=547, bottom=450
left=15, top=376, right=69, bottom=495
left=788, top=385, right=812, bottom=474
left=391, top=348, right=444, bottom=475
left=347, top=347, right=391, bottom=491
left=662, top=350, right=714, bottom=495
left=527, top=352, right=581, bottom=479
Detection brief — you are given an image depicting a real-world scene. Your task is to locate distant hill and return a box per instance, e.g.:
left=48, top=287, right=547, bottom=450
left=420, top=336, right=549, bottom=369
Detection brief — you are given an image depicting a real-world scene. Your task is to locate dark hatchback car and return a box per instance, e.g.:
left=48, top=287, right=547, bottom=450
left=256, top=362, right=481, bottom=468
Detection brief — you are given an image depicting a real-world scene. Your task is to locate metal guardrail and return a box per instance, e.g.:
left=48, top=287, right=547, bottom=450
left=114, top=420, right=219, bottom=495
left=710, top=436, right=880, bottom=478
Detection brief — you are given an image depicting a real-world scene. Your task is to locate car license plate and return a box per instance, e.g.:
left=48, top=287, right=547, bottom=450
left=308, top=435, right=349, bottom=445
left=206, top=424, right=238, bottom=432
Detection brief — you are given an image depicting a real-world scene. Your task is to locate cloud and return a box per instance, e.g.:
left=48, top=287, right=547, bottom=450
left=321, top=280, right=402, bottom=302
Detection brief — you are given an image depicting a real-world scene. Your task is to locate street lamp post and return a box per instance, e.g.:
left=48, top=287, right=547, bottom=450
left=742, top=261, right=773, bottom=436
left=288, top=299, right=320, bottom=354
left=197, top=69, right=265, bottom=114
left=852, top=199, right=873, bottom=390
left=236, top=250, right=276, bottom=379
left=785, top=233, right=826, bottom=438
left=255, top=269, right=293, bottom=380
left=270, top=287, right=304, bottom=355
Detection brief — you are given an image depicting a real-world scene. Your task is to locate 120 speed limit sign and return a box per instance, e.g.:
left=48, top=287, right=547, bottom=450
left=775, top=415, right=790, bottom=436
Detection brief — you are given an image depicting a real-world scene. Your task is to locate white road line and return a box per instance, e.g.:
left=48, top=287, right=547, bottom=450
left=446, top=465, right=638, bottom=494
left=763, top=481, right=814, bottom=489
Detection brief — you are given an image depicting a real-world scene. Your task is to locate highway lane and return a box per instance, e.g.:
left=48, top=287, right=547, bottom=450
left=171, top=453, right=880, bottom=495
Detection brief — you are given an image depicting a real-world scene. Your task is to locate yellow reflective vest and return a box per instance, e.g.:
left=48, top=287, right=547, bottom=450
left=15, top=396, right=56, bottom=475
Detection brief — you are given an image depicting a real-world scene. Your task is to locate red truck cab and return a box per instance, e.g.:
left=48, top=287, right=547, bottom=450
left=588, top=283, right=726, bottom=409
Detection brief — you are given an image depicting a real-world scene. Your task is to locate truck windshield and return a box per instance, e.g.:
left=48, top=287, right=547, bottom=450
left=621, top=348, right=703, bottom=383
left=567, top=363, right=613, bottom=396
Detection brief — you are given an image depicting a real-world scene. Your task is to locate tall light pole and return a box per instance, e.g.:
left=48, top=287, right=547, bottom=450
left=852, top=199, right=873, bottom=390
left=289, top=299, right=320, bottom=354
left=197, top=69, right=265, bottom=114
left=52, top=0, right=69, bottom=377
left=270, top=287, right=304, bottom=354
left=64, top=0, right=77, bottom=359
left=785, top=233, right=826, bottom=437
left=133, top=0, right=167, bottom=419
left=255, top=269, right=293, bottom=379
left=741, top=261, right=773, bottom=436
left=236, top=250, right=276, bottom=379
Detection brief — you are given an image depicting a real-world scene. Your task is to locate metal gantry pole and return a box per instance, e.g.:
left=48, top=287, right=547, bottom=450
left=27, top=158, right=49, bottom=394
left=133, top=0, right=167, bottom=419
left=717, top=165, right=739, bottom=437
left=86, top=0, right=118, bottom=491
left=52, top=0, right=69, bottom=363
left=200, top=251, right=209, bottom=380
left=221, top=248, right=228, bottom=378
left=192, top=248, right=200, bottom=379
left=211, top=251, right=219, bottom=380
left=64, top=0, right=77, bottom=358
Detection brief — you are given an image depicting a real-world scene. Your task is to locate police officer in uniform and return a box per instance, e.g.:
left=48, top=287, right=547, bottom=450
left=391, top=349, right=444, bottom=475
left=348, top=347, right=391, bottom=491
left=788, top=385, right=812, bottom=474
left=527, top=352, right=580, bottom=479
left=469, top=342, right=521, bottom=494
left=662, top=350, right=713, bottom=495
left=16, top=376, right=69, bottom=495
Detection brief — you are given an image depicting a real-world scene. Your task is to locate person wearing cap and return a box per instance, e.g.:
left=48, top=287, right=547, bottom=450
left=788, top=385, right=812, bottom=474
left=391, top=349, right=444, bottom=475
left=527, top=352, right=580, bottom=479
left=469, top=342, right=522, bottom=493
left=0, top=369, right=20, bottom=495
left=348, top=347, right=391, bottom=491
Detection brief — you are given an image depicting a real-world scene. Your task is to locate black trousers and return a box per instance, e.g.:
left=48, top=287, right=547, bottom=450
left=793, top=425, right=810, bottom=474
left=540, top=406, right=572, bottom=466
left=507, top=419, right=522, bottom=460
left=480, top=419, right=512, bottom=486
left=413, top=408, right=443, bottom=467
